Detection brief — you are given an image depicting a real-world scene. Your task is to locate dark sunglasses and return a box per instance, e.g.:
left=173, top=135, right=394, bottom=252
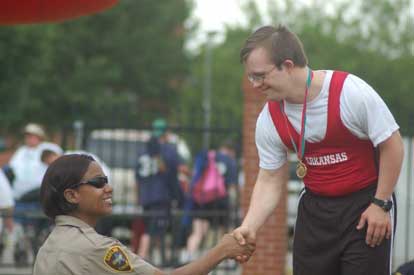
left=70, top=176, right=108, bottom=189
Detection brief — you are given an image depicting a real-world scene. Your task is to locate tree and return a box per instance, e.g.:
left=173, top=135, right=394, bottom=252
left=178, top=0, right=414, bottom=139
left=0, top=0, right=192, bottom=132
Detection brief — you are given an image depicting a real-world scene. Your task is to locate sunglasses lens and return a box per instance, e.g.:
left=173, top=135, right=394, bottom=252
left=88, top=176, right=108, bottom=188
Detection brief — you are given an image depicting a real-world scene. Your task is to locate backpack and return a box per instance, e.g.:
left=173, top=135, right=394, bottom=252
left=192, top=151, right=227, bottom=204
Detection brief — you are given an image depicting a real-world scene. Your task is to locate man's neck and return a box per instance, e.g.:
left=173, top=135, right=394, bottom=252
left=285, top=67, right=324, bottom=104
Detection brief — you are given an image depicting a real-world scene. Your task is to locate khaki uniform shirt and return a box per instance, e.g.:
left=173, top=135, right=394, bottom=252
left=33, top=215, right=158, bottom=275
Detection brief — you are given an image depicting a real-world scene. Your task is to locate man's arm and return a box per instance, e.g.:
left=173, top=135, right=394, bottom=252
left=357, top=130, right=404, bottom=246
left=375, top=130, right=404, bottom=200
left=233, top=164, right=288, bottom=247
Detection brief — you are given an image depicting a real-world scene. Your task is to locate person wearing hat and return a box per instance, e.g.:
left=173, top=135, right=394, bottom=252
left=9, top=123, right=63, bottom=201
left=5, top=123, right=63, bottom=264
left=133, top=118, right=186, bottom=261
left=152, top=118, right=167, bottom=138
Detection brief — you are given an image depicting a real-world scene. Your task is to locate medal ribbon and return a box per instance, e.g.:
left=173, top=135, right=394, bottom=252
left=280, top=68, right=313, bottom=161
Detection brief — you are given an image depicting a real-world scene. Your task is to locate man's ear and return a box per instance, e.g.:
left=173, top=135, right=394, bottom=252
left=282, top=59, right=295, bottom=72
left=63, top=189, right=80, bottom=204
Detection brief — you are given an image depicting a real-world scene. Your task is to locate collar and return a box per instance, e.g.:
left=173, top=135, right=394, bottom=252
left=55, top=215, right=93, bottom=229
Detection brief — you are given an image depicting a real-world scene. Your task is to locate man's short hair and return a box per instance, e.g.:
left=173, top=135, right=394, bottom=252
left=240, top=25, right=308, bottom=69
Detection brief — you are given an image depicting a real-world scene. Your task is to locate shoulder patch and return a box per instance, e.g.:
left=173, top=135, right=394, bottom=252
left=104, top=245, right=133, bottom=272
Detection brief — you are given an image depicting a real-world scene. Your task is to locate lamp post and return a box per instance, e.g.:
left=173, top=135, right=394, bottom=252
left=202, top=31, right=217, bottom=149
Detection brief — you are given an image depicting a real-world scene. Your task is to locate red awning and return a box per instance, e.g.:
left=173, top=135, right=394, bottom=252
left=0, top=0, right=118, bottom=25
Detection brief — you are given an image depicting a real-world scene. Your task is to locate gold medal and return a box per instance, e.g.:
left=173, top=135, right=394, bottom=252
left=296, top=160, right=307, bottom=179
left=281, top=68, right=313, bottom=180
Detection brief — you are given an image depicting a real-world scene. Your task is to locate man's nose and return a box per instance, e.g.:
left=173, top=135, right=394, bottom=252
left=251, top=81, right=261, bottom=89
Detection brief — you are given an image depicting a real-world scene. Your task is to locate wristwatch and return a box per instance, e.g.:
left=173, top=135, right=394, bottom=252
left=371, top=196, right=393, bottom=212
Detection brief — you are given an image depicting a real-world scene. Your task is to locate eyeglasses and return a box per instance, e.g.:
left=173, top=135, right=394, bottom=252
left=247, top=66, right=276, bottom=85
left=70, top=176, right=109, bottom=189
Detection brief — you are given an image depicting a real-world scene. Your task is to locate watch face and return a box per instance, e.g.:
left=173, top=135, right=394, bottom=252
left=372, top=197, right=392, bottom=212
left=384, top=201, right=392, bottom=211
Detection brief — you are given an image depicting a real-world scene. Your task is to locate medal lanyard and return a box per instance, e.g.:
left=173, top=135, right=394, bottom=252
left=280, top=68, right=313, bottom=161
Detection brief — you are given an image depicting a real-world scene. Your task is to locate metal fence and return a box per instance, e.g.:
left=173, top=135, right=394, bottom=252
left=1, top=121, right=413, bottom=274
left=0, top=115, right=243, bottom=274
left=68, top=120, right=243, bottom=270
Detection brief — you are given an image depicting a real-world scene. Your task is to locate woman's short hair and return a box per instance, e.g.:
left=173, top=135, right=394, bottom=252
left=40, top=154, right=95, bottom=219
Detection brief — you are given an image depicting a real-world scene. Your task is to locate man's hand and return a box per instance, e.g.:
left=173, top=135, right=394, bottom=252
left=218, top=234, right=255, bottom=261
left=232, top=226, right=256, bottom=263
left=356, top=204, right=392, bottom=247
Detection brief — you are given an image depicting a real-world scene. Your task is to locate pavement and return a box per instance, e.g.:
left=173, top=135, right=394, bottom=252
left=0, top=267, right=32, bottom=275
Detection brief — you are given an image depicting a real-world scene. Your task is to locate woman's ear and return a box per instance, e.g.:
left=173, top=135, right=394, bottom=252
left=63, top=189, right=80, bottom=204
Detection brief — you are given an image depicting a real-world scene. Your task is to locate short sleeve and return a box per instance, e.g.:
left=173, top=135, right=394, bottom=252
left=0, top=170, right=14, bottom=208
left=85, top=238, right=159, bottom=275
left=340, top=74, right=399, bottom=147
left=256, top=104, right=288, bottom=170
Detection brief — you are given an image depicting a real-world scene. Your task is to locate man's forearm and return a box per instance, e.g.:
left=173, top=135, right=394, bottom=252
left=242, top=165, right=288, bottom=233
left=375, top=131, right=404, bottom=200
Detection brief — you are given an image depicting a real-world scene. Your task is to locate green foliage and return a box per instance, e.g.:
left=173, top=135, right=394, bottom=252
left=1, top=0, right=413, bottom=138
left=179, top=0, right=413, bottom=138
left=0, top=0, right=191, bottom=132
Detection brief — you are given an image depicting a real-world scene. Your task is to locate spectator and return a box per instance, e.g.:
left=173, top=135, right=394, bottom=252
left=0, top=168, right=14, bottom=264
left=183, top=140, right=238, bottom=262
left=0, top=168, right=14, bottom=249
left=0, top=168, right=14, bottom=223
left=6, top=124, right=62, bottom=264
left=134, top=119, right=182, bottom=261
left=9, top=123, right=62, bottom=201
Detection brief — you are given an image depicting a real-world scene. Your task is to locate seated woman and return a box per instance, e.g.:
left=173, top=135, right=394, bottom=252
left=33, top=154, right=254, bottom=275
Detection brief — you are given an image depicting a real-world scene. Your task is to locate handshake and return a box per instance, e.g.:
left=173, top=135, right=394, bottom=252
left=217, top=226, right=256, bottom=264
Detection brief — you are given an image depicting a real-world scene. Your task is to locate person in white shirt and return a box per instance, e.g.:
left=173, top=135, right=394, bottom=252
left=233, top=25, right=404, bottom=275
left=9, top=123, right=62, bottom=201
left=0, top=169, right=14, bottom=232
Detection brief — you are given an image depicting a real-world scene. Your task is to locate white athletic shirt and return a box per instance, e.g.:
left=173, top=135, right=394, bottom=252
left=10, top=142, right=63, bottom=199
left=0, top=169, right=14, bottom=209
left=256, top=70, right=399, bottom=170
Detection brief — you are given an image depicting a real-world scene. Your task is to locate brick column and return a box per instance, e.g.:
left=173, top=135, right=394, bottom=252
left=241, top=77, right=288, bottom=275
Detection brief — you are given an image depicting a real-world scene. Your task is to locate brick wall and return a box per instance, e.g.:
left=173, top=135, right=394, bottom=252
left=242, top=77, right=288, bottom=275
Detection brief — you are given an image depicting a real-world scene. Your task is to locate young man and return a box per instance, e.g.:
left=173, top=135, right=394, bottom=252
left=233, top=25, right=404, bottom=275
left=134, top=119, right=182, bottom=260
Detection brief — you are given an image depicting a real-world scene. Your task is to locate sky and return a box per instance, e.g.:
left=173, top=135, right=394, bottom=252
left=192, top=0, right=250, bottom=33
left=187, top=0, right=264, bottom=50
left=191, top=0, right=341, bottom=35
left=188, top=0, right=308, bottom=49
